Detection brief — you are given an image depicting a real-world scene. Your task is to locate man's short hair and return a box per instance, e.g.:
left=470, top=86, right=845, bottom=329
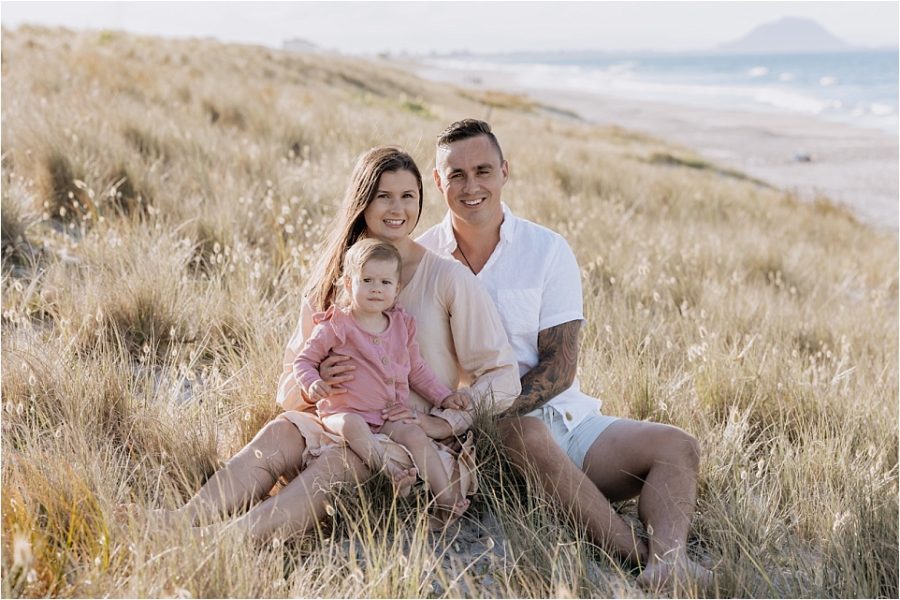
left=436, top=119, right=504, bottom=162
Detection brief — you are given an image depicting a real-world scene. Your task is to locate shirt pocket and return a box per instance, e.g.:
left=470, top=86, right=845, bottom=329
left=497, top=288, right=542, bottom=336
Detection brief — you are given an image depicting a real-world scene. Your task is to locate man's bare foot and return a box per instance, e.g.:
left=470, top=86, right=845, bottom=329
left=636, top=556, right=713, bottom=592
left=385, top=463, right=418, bottom=498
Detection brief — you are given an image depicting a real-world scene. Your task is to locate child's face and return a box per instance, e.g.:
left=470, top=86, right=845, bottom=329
left=347, top=258, right=400, bottom=315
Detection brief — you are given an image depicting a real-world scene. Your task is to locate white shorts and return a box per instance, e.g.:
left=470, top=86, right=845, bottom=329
left=524, top=405, right=618, bottom=470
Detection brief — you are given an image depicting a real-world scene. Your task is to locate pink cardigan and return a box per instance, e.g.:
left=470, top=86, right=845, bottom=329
left=293, top=305, right=452, bottom=428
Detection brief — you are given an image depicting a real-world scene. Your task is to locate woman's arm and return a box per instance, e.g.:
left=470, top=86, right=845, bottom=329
left=277, top=301, right=317, bottom=411
left=404, top=313, right=454, bottom=406
left=445, top=265, right=522, bottom=413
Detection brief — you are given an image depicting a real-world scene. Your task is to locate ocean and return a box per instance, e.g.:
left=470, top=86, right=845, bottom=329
left=425, top=50, right=899, bottom=134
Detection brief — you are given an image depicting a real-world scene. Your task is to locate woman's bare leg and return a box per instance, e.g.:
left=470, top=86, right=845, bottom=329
left=223, top=444, right=370, bottom=540
left=173, top=419, right=308, bottom=524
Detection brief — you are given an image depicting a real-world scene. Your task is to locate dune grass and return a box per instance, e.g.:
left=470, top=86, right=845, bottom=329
left=1, top=26, right=897, bottom=598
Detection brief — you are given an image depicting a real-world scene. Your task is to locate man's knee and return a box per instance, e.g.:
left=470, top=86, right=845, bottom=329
left=660, top=426, right=700, bottom=472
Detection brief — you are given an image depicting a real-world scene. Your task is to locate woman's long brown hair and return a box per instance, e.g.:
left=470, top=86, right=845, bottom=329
left=302, top=146, right=423, bottom=311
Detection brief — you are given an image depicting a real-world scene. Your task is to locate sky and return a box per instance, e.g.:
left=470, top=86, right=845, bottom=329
left=1, top=1, right=898, bottom=55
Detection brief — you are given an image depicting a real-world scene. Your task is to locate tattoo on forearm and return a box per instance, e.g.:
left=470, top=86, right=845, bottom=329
left=507, top=320, right=581, bottom=417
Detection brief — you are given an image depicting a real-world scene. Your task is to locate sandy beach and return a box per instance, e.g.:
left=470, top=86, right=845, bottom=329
left=410, top=62, right=899, bottom=233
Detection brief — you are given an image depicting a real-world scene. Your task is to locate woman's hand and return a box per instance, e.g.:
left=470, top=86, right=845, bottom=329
left=318, top=354, right=355, bottom=395
left=308, top=380, right=334, bottom=402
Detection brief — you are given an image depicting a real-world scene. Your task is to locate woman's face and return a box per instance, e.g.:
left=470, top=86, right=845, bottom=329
left=363, top=169, right=421, bottom=243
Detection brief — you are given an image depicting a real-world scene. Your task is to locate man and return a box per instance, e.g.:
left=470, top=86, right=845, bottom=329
left=417, top=119, right=710, bottom=589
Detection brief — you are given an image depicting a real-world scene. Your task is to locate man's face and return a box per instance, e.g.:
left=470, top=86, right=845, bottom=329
left=433, top=135, right=508, bottom=229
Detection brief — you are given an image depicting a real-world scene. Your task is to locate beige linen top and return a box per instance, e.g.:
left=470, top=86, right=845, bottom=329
left=277, top=249, right=521, bottom=434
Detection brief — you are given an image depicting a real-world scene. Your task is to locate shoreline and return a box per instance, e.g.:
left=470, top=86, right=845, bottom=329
left=407, top=60, right=899, bottom=233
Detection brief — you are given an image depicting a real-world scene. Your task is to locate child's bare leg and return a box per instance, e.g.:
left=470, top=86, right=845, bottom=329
left=323, top=414, right=416, bottom=495
left=323, top=413, right=383, bottom=467
left=380, top=422, right=466, bottom=526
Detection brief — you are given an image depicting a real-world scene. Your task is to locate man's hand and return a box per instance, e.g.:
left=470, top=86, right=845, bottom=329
left=382, top=402, right=417, bottom=425
left=318, top=354, right=355, bottom=395
left=440, top=388, right=471, bottom=410
left=418, top=414, right=454, bottom=440
left=308, top=379, right=334, bottom=402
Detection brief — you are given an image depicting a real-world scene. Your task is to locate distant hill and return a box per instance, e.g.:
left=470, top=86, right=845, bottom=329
left=717, top=17, right=853, bottom=54
left=283, top=37, right=322, bottom=53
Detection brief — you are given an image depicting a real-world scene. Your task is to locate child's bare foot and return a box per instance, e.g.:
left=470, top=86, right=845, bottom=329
left=636, top=556, right=713, bottom=592
left=385, top=463, right=418, bottom=498
left=447, top=497, right=470, bottom=521
left=428, top=497, right=470, bottom=532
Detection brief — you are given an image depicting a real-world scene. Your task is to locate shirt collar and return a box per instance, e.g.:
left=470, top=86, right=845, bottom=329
left=435, top=202, right=518, bottom=254
left=498, top=202, right=517, bottom=245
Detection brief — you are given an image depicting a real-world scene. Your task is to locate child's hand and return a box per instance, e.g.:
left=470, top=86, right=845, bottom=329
left=441, top=389, right=471, bottom=410
left=309, top=380, right=334, bottom=402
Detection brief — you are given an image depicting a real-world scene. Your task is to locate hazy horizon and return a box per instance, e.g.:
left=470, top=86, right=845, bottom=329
left=1, top=1, right=897, bottom=55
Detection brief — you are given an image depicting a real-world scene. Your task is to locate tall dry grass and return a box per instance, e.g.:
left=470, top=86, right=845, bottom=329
left=1, top=26, right=897, bottom=598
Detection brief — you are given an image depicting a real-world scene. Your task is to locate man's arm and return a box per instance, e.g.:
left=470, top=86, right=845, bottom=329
left=502, top=319, right=582, bottom=418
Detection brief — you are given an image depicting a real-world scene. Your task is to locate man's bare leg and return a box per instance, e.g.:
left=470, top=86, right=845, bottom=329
left=581, top=419, right=709, bottom=590
left=498, top=416, right=648, bottom=564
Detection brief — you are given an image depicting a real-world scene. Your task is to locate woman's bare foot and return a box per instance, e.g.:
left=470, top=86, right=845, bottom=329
left=385, top=464, right=418, bottom=498
left=190, top=524, right=219, bottom=546
left=636, top=556, right=713, bottom=592
left=115, top=503, right=183, bottom=528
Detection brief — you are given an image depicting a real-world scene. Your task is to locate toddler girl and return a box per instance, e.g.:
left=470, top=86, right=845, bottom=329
left=294, top=238, right=471, bottom=526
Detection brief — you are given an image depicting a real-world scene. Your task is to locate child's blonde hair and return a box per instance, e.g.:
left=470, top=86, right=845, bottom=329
left=335, top=238, right=402, bottom=308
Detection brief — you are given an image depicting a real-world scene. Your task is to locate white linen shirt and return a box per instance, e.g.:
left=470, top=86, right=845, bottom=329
left=418, top=203, right=603, bottom=430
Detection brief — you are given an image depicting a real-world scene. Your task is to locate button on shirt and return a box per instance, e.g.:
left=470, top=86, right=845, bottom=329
left=293, top=304, right=452, bottom=428
left=417, top=203, right=602, bottom=431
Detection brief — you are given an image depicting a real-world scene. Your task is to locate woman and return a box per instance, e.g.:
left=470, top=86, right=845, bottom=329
left=150, top=146, right=520, bottom=539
